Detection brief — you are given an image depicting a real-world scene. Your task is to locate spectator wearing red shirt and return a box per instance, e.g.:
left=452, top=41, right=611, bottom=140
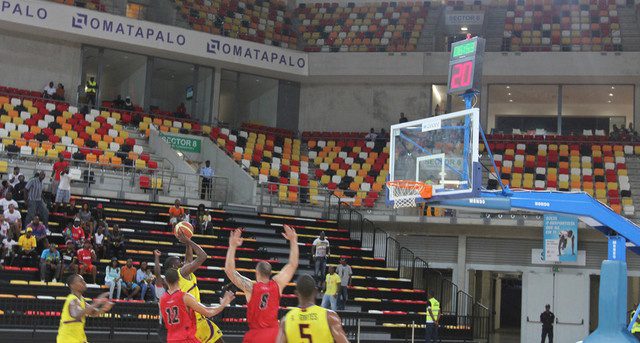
left=71, top=218, right=85, bottom=248
left=77, top=240, right=97, bottom=284
left=51, top=155, right=69, bottom=193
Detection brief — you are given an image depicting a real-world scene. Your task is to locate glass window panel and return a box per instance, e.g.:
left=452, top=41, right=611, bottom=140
left=101, top=49, right=147, bottom=109
left=561, top=85, right=633, bottom=134
left=149, top=58, right=194, bottom=115
left=488, top=85, right=558, bottom=134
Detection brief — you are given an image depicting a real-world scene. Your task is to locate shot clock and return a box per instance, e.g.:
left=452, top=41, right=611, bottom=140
left=447, top=36, right=485, bottom=94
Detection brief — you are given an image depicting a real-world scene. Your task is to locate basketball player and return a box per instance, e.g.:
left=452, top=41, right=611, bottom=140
left=160, top=268, right=235, bottom=343
left=224, top=225, right=299, bottom=342
left=154, top=229, right=225, bottom=343
left=277, top=274, right=349, bottom=343
left=57, top=274, right=114, bottom=343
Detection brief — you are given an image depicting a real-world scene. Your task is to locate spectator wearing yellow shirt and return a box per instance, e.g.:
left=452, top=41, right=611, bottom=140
left=321, top=266, right=341, bottom=311
left=17, top=227, right=37, bottom=267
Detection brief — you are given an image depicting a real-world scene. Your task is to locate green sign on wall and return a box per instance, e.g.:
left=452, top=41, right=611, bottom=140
left=160, top=133, right=202, bottom=153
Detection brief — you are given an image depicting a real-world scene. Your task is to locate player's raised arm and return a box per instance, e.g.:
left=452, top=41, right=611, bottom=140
left=327, top=310, right=350, bottom=343
left=183, top=291, right=235, bottom=318
left=153, top=249, right=166, bottom=288
left=273, top=225, right=299, bottom=294
left=276, top=317, right=288, bottom=343
left=224, top=229, right=254, bottom=297
left=176, top=230, right=207, bottom=277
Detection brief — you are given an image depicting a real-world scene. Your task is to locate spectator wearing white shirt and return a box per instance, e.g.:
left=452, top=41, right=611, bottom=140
left=8, top=167, right=23, bottom=188
left=54, top=168, right=72, bottom=211
left=336, top=258, right=353, bottom=310
left=2, top=231, right=17, bottom=265
left=365, top=128, right=377, bottom=142
left=312, top=231, right=330, bottom=285
left=4, top=203, right=21, bottom=238
left=199, top=160, right=214, bottom=200
left=0, top=192, right=18, bottom=213
left=43, top=81, right=56, bottom=99
left=0, top=214, right=9, bottom=238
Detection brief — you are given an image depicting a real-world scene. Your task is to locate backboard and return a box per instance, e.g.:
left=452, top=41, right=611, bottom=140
left=388, top=108, right=481, bottom=205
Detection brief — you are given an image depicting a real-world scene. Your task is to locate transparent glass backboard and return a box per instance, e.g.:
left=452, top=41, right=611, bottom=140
left=389, top=108, right=480, bottom=203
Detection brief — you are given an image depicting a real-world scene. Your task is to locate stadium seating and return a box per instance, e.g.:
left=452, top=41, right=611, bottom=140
left=502, top=0, right=623, bottom=52
left=172, top=0, right=297, bottom=49
left=296, top=2, right=427, bottom=52
left=482, top=141, right=635, bottom=216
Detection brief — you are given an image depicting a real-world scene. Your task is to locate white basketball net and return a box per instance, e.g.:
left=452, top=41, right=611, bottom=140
left=388, top=182, right=425, bottom=209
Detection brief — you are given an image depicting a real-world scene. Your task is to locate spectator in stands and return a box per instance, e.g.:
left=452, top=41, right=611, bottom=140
left=52, top=155, right=69, bottom=194
left=105, top=257, right=122, bottom=300
left=13, top=175, right=27, bottom=205
left=78, top=203, right=95, bottom=237
left=377, top=128, right=388, bottom=141
left=168, top=199, right=186, bottom=228
left=43, top=81, right=56, bottom=99
left=112, top=95, right=125, bottom=109
left=196, top=205, right=213, bottom=235
left=123, top=97, right=134, bottom=111
left=312, top=231, right=330, bottom=285
left=27, top=215, right=49, bottom=250
left=321, top=266, right=341, bottom=311
left=94, top=225, right=107, bottom=259
left=54, top=83, right=65, bottom=101
left=136, top=261, right=156, bottom=301
left=86, top=77, right=97, bottom=107
left=120, top=258, right=141, bottom=300
left=399, top=112, right=408, bottom=123
left=2, top=230, right=17, bottom=266
left=0, top=192, right=18, bottom=213
left=77, top=240, right=97, bottom=284
left=25, top=171, right=49, bottom=227
left=54, top=167, right=71, bottom=212
left=176, top=102, right=187, bottom=118
left=336, top=258, right=353, bottom=310
left=93, top=203, right=106, bottom=224
left=365, top=128, right=377, bottom=142
left=17, top=227, right=37, bottom=267
left=199, top=160, right=213, bottom=200
left=4, top=203, right=22, bottom=238
left=610, top=125, right=621, bottom=140
left=0, top=214, right=9, bottom=239
left=434, top=105, right=443, bottom=116
left=70, top=218, right=85, bottom=248
left=61, top=244, right=78, bottom=278
left=40, top=243, right=61, bottom=282
left=109, top=224, right=124, bottom=259
left=0, top=180, right=11, bottom=199
left=8, top=166, right=23, bottom=188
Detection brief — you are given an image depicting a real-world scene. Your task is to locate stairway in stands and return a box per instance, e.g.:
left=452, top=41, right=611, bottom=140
left=618, top=5, right=640, bottom=51
left=484, top=6, right=507, bottom=52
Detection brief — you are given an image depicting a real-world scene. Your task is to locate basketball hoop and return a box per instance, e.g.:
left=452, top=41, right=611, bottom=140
left=387, top=180, right=433, bottom=209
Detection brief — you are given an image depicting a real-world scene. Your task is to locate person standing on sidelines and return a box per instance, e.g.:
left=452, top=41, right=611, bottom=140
left=224, top=225, right=299, bottom=343
left=336, top=258, right=352, bottom=310
left=277, top=274, right=349, bottom=343
left=25, top=171, right=49, bottom=227
left=199, top=160, right=214, bottom=200
left=425, top=290, right=440, bottom=343
left=321, top=266, right=341, bottom=311
left=540, top=304, right=555, bottom=343
left=56, top=274, right=113, bottom=343
left=312, top=231, right=330, bottom=286
left=160, top=268, right=234, bottom=343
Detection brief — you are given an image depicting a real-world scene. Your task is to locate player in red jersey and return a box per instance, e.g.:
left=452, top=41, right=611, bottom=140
left=161, top=268, right=235, bottom=343
left=224, top=225, right=299, bottom=343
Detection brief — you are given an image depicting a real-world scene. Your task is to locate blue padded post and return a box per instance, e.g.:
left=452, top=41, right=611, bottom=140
left=583, top=260, right=637, bottom=343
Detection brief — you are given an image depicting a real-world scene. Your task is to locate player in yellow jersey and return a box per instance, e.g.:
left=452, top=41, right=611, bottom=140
left=57, top=274, right=114, bottom=343
left=154, top=229, right=225, bottom=343
left=277, top=274, right=349, bottom=343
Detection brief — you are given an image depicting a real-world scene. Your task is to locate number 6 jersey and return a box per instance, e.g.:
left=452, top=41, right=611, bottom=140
left=247, top=279, right=281, bottom=329
left=160, top=290, right=199, bottom=342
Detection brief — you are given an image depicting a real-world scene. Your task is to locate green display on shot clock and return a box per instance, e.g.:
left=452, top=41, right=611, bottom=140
left=452, top=41, right=476, bottom=58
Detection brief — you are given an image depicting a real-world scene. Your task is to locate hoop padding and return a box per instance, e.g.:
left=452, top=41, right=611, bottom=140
left=387, top=181, right=432, bottom=209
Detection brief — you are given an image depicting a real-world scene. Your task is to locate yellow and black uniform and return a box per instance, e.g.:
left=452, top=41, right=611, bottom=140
left=284, top=305, right=333, bottom=343
left=57, top=293, right=87, bottom=343
left=86, top=80, right=97, bottom=94
left=630, top=311, right=640, bottom=336
left=178, top=267, right=223, bottom=342
left=426, top=297, right=440, bottom=323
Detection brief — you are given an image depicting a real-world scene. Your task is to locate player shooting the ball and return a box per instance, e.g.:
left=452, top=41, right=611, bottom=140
left=224, top=224, right=299, bottom=343
left=57, top=274, right=114, bottom=343
left=154, top=229, right=225, bottom=343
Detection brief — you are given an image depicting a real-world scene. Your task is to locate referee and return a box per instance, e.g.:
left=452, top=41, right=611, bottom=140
left=199, top=160, right=213, bottom=200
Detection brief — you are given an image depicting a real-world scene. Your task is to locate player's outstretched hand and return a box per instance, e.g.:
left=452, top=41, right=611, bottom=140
left=176, top=229, right=190, bottom=244
left=101, top=301, right=114, bottom=313
left=220, top=290, right=235, bottom=306
left=282, top=224, right=297, bottom=243
left=95, top=292, right=110, bottom=301
left=229, top=229, right=243, bottom=248
left=153, top=249, right=161, bottom=258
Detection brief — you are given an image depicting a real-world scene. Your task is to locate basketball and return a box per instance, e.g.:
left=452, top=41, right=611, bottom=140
left=174, top=221, right=193, bottom=239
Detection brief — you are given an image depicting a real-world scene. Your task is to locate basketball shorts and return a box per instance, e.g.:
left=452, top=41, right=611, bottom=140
left=195, top=315, right=223, bottom=343
left=242, top=327, right=279, bottom=343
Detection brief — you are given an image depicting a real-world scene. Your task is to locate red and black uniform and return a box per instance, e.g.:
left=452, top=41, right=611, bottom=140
left=243, top=280, right=281, bottom=343
left=160, top=290, right=199, bottom=343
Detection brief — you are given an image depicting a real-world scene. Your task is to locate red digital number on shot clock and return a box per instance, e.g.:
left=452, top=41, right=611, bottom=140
left=450, top=60, right=473, bottom=89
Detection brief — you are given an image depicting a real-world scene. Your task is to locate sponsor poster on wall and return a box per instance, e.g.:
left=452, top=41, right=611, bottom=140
left=543, top=214, right=578, bottom=262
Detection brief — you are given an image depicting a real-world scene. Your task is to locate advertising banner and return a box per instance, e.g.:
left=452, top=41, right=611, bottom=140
left=543, top=214, right=578, bottom=262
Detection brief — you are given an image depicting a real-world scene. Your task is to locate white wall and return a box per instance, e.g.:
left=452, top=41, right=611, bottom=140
left=0, top=30, right=81, bottom=101
left=299, top=82, right=430, bottom=131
